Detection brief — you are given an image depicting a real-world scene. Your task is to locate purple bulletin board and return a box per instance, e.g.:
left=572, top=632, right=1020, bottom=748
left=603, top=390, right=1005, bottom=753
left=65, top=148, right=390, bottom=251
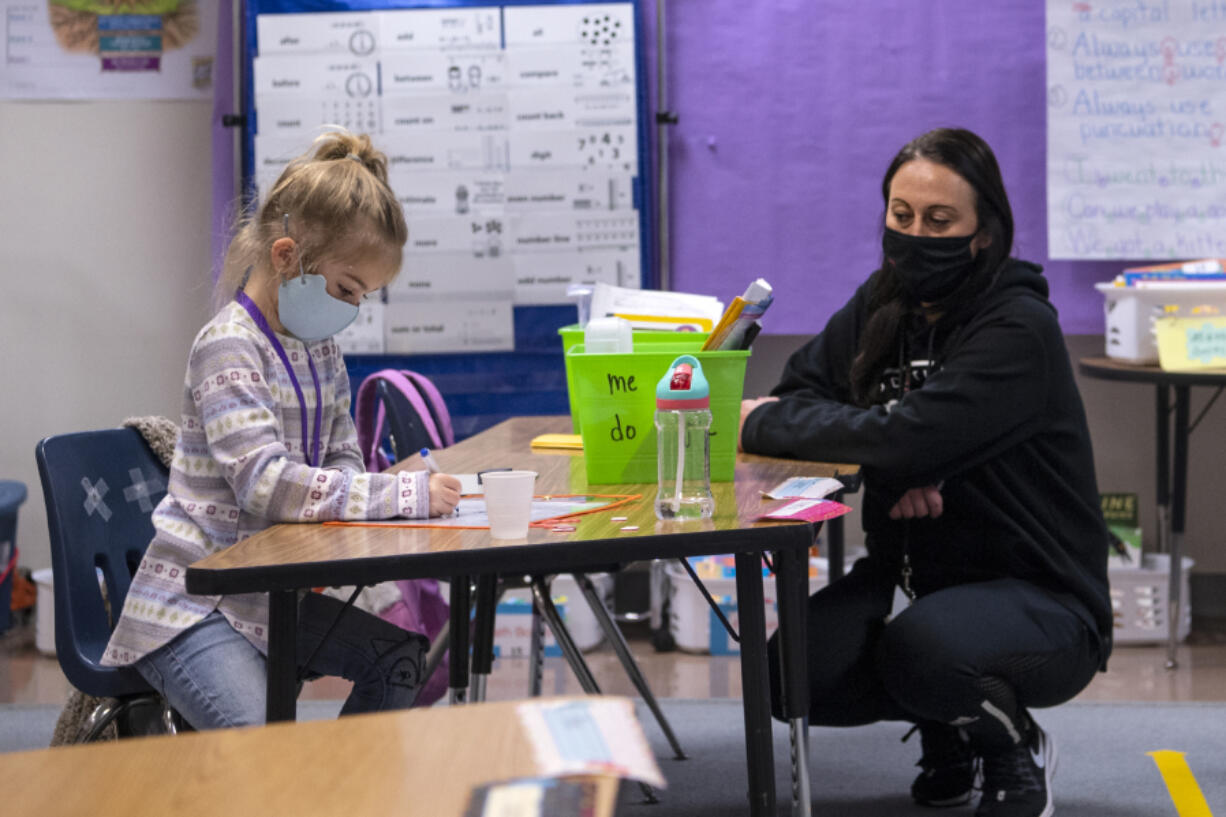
left=640, top=0, right=1135, bottom=336
left=214, top=1, right=1135, bottom=335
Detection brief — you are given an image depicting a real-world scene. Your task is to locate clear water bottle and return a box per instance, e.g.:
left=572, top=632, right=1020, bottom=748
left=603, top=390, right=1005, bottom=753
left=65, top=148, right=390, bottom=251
left=655, top=355, right=715, bottom=520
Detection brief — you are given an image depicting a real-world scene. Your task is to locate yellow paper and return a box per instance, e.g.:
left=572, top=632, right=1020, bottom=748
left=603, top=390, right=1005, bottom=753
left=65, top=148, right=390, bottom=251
left=1155, top=315, right=1226, bottom=371
left=530, top=433, right=585, bottom=450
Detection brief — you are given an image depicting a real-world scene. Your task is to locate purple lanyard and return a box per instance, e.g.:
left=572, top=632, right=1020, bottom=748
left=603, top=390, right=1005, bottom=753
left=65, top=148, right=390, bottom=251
left=236, top=290, right=323, bottom=467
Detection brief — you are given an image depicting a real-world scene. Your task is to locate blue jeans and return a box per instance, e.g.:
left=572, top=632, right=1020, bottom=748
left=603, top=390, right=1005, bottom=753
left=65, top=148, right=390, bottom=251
left=135, top=593, right=430, bottom=730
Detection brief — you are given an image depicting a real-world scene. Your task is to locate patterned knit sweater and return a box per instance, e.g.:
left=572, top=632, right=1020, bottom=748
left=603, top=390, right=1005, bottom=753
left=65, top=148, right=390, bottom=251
left=102, top=301, right=430, bottom=665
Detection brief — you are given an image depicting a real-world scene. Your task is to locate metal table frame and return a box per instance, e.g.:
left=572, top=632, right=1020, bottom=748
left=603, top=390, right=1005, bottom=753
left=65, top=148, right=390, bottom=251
left=1079, top=356, right=1226, bottom=668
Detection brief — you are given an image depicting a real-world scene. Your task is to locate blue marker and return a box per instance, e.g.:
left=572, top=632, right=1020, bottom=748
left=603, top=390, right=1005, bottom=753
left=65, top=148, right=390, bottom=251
left=422, top=448, right=459, bottom=516
left=420, top=447, right=442, bottom=474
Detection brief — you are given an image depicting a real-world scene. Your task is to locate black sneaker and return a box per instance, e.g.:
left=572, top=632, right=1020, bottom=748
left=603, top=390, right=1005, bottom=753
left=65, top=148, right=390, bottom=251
left=909, top=723, right=977, bottom=807
left=975, top=720, right=1057, bottom=817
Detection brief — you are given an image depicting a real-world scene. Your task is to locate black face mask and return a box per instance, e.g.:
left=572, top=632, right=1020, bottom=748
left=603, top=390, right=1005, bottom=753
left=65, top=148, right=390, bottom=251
left=882, top=227, right=977, bottom=303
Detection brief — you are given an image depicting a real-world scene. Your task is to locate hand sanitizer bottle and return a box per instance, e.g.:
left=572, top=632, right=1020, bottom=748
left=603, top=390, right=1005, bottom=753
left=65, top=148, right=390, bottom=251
left=655, top=355, right=715, bottom=520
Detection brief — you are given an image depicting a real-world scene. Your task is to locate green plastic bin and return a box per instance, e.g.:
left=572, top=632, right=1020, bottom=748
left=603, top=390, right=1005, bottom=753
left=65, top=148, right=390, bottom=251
left=558, top=324, right=710, bottom=433
left=566, top=341, right=749, bottom=485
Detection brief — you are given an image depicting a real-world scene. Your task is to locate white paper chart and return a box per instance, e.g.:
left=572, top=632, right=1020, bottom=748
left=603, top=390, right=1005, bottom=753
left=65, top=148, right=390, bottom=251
left=250, top=3, right=645, bottom=353
left=1046, top=0, right=1226, bottom=260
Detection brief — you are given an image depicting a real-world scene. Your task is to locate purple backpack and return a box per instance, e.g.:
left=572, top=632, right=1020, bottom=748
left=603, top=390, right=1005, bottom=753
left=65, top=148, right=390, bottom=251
left=354, top=369, right=456, bottom=706
left=355, top=369, right=455, bottom=472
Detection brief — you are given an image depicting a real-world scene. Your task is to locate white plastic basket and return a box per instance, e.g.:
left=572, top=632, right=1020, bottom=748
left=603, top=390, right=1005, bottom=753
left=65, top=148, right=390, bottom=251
left=1096, top=282, right=1226, bottom=363
left=665, top=560, right=829, bottom=655
left=1109, top=553, right=1193, bottom=645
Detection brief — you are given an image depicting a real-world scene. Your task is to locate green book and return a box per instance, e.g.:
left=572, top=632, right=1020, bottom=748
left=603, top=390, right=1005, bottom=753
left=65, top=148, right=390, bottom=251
left=1101, top=492, right=1143, bottom=571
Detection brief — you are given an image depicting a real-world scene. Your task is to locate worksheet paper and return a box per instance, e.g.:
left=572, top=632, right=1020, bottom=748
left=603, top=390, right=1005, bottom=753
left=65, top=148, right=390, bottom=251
left=762, top=476, right=845, bottom=500
left=516, top=697, right=666, bottom=787
left=588, top=281, right=724, bottom=331
left=366, top=496, right=614, bottom=528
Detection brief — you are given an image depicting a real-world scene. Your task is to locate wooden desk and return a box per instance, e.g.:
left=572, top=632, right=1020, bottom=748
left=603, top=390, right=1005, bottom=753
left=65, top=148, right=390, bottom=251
left=0, top=697, right=623, bottom=817
left=1079, top=357, right=1226, bottom=668
left=188, top=416, right=856, bottom=817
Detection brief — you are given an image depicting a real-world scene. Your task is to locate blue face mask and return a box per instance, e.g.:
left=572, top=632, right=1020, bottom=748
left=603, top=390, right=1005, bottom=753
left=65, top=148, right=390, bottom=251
left=277, top=265, right=359, bottom=342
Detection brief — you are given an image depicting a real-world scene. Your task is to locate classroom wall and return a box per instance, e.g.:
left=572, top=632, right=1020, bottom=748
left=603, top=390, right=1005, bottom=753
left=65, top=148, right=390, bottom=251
left=644, top=0, right=1139, bottom=336
left=0, top=100, right=215, bottom=574
left=2, top=4, right=1222, bottom=618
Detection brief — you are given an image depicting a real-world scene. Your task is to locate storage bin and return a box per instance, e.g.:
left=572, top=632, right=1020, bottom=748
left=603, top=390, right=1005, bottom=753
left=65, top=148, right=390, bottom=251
left=1096, top=282, right=1226, bottom=363
left=32, top=566, right=110, bottom=656
left=0, top=480, right=27, bottom=634
left=1109, top=554, right=1193, bottom=645
left=558, top=324, right=710, bottom=433
left=664, top=557, right=828, bottom=655
left=33, top=567, right=55, bottom=655
left=1154, top=315, right=1226, bottom=371
left=566, top=340, right=749, bottom=484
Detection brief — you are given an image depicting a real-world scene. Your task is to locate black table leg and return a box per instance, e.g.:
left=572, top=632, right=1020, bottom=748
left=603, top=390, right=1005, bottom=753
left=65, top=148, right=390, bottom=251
left=735, top=551, right=775, bottom=817
left=774, top=533, right=813, bottom=817
left=827, top=492, right=845, bottom=581
left=449, top=575, right=471, bottom=703
left=1167, top=386, right=1190, bottom=669
left=1155, top=385, right=1171, bottom=560
left=266, top=589, right=298, bottom=723
left=470, top=574, right=499, bottom=701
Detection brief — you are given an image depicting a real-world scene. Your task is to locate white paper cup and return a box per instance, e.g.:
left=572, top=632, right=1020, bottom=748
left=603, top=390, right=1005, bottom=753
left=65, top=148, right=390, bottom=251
left=482, top=470, right=537, bottom=539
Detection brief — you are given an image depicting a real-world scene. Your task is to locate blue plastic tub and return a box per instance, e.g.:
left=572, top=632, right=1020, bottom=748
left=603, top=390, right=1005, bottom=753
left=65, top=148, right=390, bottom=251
left=0, top=480, right=28, bottom=634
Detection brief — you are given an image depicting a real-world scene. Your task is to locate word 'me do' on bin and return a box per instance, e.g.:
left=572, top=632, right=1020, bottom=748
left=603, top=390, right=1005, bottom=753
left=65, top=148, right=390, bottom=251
left=566, top=339, right=749, bottom=485
left=558, top=325, right=710, bottom=433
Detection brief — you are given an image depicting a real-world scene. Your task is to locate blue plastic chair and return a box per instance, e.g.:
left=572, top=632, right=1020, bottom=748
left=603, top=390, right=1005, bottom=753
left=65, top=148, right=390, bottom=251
left=35, top=428, right=183, bottom=741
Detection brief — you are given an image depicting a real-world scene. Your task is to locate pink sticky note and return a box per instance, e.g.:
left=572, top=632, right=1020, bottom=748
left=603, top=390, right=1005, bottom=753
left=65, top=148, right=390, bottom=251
left=758, top=498, right=852, bottom=523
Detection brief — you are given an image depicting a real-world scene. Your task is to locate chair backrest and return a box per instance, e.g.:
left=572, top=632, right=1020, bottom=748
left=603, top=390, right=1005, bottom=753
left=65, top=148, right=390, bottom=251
left=35, top=428, right=168, bottom=697
left=355, top=369, right=455, bottom=471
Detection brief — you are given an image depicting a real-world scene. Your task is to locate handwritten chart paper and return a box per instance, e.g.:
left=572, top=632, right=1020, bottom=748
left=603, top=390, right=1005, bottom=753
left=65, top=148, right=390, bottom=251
left=1046, top=1, right=1226, bottom=259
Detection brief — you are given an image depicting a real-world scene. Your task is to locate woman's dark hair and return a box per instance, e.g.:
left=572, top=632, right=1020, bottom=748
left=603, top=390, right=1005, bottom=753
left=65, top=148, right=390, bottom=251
left=848, top=127, right=1015, bottom=407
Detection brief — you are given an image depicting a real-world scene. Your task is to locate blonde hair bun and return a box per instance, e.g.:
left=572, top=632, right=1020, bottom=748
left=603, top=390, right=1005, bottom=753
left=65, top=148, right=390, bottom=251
left=308, top=130, right=391, bottom=185
left=213, top=129, right=406, bottom=312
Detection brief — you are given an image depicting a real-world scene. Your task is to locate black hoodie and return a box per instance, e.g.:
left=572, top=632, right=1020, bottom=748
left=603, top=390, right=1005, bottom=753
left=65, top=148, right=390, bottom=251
left=742, top=259, right=1112, bottom=664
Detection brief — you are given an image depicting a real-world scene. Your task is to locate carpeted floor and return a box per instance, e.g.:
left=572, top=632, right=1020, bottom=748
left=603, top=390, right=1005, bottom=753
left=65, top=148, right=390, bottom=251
left=3, top=699, right=1221, bottom=815
left=620, top=700, right=1224, bottom=816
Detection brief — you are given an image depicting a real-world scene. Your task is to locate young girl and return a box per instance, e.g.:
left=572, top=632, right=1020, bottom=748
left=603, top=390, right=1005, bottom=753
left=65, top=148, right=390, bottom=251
left=740, top=128, right=1111, bottom=817
left=102, top=130, right=461, bottom=729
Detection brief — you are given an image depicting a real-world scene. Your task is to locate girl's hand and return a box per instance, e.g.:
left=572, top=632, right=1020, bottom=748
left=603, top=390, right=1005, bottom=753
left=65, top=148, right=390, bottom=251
left=428, top=473, right=461, bottom=517
left=888, top=485, right=944, bottom=520
left=738, top=396, right=779, bottom=451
